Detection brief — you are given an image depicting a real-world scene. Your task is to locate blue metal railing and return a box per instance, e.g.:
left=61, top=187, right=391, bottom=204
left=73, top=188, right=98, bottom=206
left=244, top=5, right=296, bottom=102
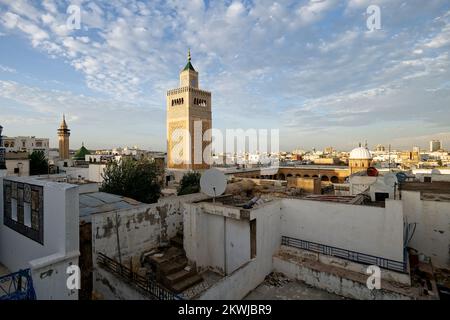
left=0, top=268, right=36, bottom=300
left=281, top=236, right=407, bottom=273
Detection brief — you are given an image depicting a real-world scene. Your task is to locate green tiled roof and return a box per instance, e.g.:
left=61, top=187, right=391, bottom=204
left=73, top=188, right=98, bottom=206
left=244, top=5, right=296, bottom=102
left=183, top=61, right=195, bottom=71
left=183, top=49, right=196, bottom=71
left=73, top=145, right=90, bottom=160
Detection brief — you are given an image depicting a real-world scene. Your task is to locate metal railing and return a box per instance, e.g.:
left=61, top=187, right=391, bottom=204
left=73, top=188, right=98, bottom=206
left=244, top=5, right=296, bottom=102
left=0, top=268, right=36, bottom=300
left=281, top=236, right=407, bottom=273
left=97, top=252, right=182, bottom=300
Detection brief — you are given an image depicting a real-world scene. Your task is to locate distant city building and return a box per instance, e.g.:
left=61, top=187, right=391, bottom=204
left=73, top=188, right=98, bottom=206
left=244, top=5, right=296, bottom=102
left=0, top=125, right=6, bottom=174
left=430, top=140, right=442, bottom=152
left=57, top=115, right=70, bottom=160
left=1, top=136, right=49, bottom=157
left=166, top=50, right=211, bottom=170
left=5, top=152, right=30, bottom=177
left=375, top=144, right=386, bottom=152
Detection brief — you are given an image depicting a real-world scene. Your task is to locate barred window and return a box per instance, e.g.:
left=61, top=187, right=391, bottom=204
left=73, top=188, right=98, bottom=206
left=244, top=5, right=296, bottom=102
left=3, top=180, right=44, bottom=244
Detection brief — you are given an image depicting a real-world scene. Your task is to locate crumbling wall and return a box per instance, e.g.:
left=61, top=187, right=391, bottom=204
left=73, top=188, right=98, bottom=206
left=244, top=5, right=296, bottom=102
left=92, top=193, right=208, bottom=299
left=273, top=256, right=413, bottom=300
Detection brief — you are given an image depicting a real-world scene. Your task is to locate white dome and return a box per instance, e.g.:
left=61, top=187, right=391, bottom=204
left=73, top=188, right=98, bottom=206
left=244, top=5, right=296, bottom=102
left=349, top=147, right=372, bottom=160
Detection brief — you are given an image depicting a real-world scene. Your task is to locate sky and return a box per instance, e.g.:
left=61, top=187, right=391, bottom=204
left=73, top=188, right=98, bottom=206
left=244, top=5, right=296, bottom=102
left=0, top=0, right=449, bottom=152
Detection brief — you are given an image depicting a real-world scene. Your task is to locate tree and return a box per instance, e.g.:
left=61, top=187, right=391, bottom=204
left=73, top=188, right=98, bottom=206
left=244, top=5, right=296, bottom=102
left=100, top=158, right=161, bottom=203
left=29, top=150, right=49, bottom=175
left=177, top=171, right=201, bottom=195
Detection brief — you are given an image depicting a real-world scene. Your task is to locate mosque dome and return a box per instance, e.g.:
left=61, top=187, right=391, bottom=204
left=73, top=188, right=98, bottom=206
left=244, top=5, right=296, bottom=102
left=349, top=147, right=372, bottom=160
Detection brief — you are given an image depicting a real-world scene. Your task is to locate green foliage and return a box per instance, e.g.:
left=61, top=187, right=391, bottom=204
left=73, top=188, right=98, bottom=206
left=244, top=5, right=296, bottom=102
left=100, top=157, right=162, bottom=203
left=29, top=150, right=49, bottom=175
left=177, top=171, right=201, bottom=195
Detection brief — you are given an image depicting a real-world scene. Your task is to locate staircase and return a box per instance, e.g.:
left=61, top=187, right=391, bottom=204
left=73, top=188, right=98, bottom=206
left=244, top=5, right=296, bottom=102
left=143, top=233, right=203, bottom=294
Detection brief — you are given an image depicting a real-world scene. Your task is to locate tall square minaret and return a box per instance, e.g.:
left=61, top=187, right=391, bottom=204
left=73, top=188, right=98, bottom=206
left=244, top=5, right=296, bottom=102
left=166, top=50, right=212, bottom=170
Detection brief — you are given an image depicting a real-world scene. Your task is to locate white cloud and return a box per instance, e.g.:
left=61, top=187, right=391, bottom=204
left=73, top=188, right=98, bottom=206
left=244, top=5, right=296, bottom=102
left=0, top=65, right=16, bottom=73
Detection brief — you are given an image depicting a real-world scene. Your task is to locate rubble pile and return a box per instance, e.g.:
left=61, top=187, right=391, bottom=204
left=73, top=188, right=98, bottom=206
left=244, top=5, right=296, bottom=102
left=264, top=272, right=291, bottom=287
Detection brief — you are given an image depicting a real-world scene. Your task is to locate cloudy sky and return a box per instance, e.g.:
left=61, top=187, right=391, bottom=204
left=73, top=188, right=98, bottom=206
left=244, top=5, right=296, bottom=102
left=0, top=0, right=449, bottom=152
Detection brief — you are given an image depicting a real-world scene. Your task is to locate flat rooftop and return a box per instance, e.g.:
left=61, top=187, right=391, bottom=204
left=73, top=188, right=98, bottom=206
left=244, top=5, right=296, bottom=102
left=79, top=192, right=144, bottom=222
left=400, top=181, right=450, bottom=194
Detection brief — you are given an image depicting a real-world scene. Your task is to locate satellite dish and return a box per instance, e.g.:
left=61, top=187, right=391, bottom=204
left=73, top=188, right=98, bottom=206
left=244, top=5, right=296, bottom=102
left=396, top=172, right=408, bottom=183
left=384, top=173, right=398, bottom=187
left=367, top=167, right=379, bottom=177
left=200, top=168, right=227, bottom=197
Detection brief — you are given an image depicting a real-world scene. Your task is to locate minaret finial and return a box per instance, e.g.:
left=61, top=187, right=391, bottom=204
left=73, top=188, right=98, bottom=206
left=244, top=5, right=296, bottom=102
left=188, top=48, right=191, bottom=62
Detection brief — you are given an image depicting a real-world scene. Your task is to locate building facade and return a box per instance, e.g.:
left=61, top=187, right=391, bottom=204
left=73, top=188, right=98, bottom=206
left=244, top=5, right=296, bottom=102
left=166, top=51, right=212, bottom=170
left=430, top=140, right=442, bottom=152
left=0, top=125, right=6, bottom=174
left=1, top=136, right=49, bottom=157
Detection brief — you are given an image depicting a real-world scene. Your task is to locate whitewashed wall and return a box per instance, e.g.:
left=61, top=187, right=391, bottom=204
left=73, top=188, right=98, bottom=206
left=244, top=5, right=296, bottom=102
left=402, top=190, right=450, bottom=268
left=281, top=199, right=404, bottom=262
left=198, top=201, right=282, bottom=299
left=0, top=177, right=79, bottom=300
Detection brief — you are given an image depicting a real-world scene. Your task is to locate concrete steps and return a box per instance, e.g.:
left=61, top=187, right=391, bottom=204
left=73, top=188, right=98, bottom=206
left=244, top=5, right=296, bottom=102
left=171, top=274, right=203, bottom=293
left=144, top=234, right=203, bottom=294
left=170, top=234, right=184, bottom=249
left=160, top=257, right=188, bottom=275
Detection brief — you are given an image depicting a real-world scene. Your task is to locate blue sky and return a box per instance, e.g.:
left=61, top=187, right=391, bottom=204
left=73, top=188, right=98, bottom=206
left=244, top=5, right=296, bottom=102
left=0, top=0, right=449, bottom=151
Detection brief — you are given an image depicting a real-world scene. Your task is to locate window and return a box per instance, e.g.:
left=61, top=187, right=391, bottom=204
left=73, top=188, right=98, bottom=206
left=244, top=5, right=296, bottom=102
left=14, top=168, right=19, bottom=174
left=3, top=180, right=44, bottom=244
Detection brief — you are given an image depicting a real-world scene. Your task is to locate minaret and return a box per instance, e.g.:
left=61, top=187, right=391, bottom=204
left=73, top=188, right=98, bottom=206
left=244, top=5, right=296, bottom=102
left=57, top=115, right=70, bottom=160
left=166, top=50, right=212, bottom=170
left=0, top=125, right=7, bottom=175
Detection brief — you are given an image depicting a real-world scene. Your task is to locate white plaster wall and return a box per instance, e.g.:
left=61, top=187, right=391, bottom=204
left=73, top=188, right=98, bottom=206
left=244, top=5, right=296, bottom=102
left=226, top=219, right=250, bottom=274
left=92, top=205, right=166, bottom=262
left=280, top=198, right=404, bottom=261
left=198, top=201, right=282, bottom=299
left=402, top=190, right=450, bottom=268
left=88, top=164, right=106, bottom=183
left=184, top=204, right=251, bottom=275
left=0, top=177, right=79, bottom=300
